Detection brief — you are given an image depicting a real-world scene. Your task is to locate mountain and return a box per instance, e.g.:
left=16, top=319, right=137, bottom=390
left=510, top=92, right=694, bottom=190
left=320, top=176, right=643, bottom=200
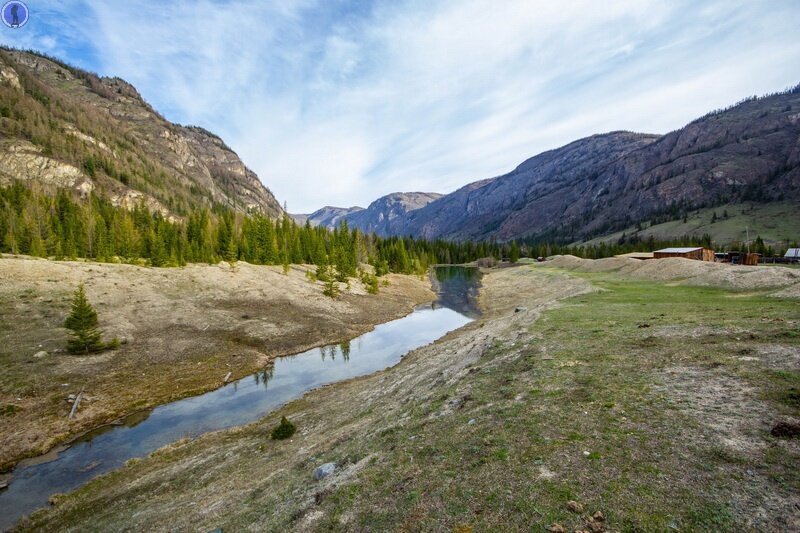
left=291, top=205, right=364, bottom=228
left=0, top=48, right=282, bottom=218
left=343, top=192, right=442, bottom=236
left=377, top=87, right=800, bottom=243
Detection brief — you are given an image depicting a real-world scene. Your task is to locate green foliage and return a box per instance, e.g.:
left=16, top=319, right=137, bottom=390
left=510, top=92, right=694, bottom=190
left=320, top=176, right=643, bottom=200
left=270, top=416, right=296, bottom=440
left=359, top=268, right=380, bottom=294
left=509, top=241, right=520, bottom=263
left=64, top=284, right=105, bottom=354
left=321, top=265, right=340, bottom=298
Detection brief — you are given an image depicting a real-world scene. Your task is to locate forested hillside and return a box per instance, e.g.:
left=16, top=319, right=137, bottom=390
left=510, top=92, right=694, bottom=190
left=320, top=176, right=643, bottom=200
left=368, top=86, right=800, bottom=244
left=0, top=48, right=282, bottom=218
left=0, top=182, right=508, bottom=276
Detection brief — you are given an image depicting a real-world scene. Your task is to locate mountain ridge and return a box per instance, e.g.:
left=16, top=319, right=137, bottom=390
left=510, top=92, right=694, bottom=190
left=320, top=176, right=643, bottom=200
left=0, top=48, right=283, bottom=219
left=343, top=87, right=800, bottom=243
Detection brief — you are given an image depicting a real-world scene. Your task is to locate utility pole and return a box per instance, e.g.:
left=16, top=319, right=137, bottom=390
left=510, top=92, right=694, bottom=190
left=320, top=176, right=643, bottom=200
left=746, top=225, right=750, bottom=253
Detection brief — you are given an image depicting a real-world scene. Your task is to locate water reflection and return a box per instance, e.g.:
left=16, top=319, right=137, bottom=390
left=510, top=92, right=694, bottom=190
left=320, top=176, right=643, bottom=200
left=0, top=267, right=480, bottom=530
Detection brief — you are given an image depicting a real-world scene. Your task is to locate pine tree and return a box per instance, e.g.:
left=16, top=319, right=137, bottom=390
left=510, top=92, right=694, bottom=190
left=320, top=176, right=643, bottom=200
left=322, top=264, right=340, bottom=298
left=509, top=241, right=520, bottom=263
left=271, top=416, right=296, bottom=440
left=64, top=284, right=105, bottom=354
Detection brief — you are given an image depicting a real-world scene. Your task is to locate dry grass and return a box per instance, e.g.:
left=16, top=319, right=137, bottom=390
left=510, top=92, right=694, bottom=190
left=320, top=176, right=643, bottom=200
left=15, top=260, right=800, bottom=532
left=0, top=255, right=433, bottom=471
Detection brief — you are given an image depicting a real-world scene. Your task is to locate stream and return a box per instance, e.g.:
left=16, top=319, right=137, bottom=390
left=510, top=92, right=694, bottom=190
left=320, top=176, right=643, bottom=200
left=0, top=266, right=480, bottom=530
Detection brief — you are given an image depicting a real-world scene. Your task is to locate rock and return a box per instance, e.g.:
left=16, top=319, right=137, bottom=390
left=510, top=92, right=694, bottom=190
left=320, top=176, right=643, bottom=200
left=566, top=500, right=584, bottom=513
left=312, top=462, right=336, bottom=481
left=771, top=421, right=800, bottom=438
left=33, top=350, right=48, bottom=358
left=592, top=511, right=605, bottom=522
left=467, top=419, right=476, bottom=425
left=548, top=524, right=566, bottom=533
left=586, top=521, right=605, bottom=532
left=514, top=306, right=528, bottom=313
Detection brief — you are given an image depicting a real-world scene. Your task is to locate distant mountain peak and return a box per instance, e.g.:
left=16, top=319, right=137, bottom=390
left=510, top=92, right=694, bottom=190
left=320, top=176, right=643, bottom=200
left=348, top=88, right=800, bottom=243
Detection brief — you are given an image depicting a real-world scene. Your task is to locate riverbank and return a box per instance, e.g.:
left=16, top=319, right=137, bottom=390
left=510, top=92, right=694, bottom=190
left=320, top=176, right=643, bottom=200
left=15, top=259, right=800, bottom=531
left=0, top=255, right=434, bottom=472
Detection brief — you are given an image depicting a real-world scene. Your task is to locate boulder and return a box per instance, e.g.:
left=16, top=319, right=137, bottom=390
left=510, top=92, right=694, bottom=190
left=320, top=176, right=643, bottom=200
left=312, top=462, right=336, bottom=481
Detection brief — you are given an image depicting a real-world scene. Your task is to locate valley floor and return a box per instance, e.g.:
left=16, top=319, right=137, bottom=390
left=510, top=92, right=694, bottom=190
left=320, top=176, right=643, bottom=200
left=0, top=256, right=433, bottom=473
left=16, top=256, right=800, bottom=532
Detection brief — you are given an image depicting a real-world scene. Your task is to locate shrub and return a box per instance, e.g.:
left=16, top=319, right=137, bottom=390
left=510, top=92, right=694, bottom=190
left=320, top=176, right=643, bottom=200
left=271, top=416, right=296, bottom=440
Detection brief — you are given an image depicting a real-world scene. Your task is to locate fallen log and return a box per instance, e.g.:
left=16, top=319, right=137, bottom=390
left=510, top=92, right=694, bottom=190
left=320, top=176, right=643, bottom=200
left=223, top=372, right=232, bottom=383
left=69, top=386, right=84, bottom=419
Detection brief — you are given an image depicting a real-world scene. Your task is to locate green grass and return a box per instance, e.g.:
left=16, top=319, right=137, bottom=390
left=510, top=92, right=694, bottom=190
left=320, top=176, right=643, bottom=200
left=313, top=271, right=800, bottom=531
left=580, top=202, right=800, bottom=248
left=20, top=267, right=800, bottom=532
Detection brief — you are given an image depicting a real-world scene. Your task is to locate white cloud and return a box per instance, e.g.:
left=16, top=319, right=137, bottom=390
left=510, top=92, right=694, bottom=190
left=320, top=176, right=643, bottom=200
left=3, top=0, right=800, bottom=212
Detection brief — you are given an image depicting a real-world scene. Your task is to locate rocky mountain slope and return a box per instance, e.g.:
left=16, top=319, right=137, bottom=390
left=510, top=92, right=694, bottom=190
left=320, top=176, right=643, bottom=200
left=0, top=48, right=282, bottom=218
left=376, top=87, right=800, bottom=242
left=291, top=205, right=364, bottom=228
left=343, top=192, right=442, bottom=236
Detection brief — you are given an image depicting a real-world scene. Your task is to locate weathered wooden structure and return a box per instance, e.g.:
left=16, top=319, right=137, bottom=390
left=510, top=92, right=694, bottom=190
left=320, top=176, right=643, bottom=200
left=653, top=247, right=714, bottom=261
left=614, top=252, right=654, bottom=260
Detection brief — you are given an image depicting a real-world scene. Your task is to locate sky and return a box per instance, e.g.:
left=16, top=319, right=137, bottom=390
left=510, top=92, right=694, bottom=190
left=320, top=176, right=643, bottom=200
left=1, top=1, right=800, bottom=213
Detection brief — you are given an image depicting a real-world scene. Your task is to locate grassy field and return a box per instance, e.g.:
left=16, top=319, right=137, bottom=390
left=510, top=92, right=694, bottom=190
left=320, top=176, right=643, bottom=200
left=306, top=271, right=800, bottom=531
left=20, top=264, right=800, bottom=532
left=580, top=202, right=800, bottom=248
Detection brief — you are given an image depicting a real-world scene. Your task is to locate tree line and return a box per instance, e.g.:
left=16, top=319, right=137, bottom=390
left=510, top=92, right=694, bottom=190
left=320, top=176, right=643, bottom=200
left=0, top=182, right=511, bottom=274
left=3, top=183, right=793, bottom=273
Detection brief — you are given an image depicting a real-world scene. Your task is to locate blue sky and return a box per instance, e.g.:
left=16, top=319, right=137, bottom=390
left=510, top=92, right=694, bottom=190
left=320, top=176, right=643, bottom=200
left=2, top=1, right=800, bottom=212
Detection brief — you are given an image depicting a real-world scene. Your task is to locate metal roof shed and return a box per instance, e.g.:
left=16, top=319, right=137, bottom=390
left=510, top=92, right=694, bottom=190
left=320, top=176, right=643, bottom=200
left=653, top=247, right=714, bottom=261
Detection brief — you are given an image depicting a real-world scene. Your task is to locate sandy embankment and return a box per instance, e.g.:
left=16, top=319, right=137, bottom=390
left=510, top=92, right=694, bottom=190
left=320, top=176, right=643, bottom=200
left=0, top=255, right=434, bottom=471
left=546, top=254, right=800, bottom=291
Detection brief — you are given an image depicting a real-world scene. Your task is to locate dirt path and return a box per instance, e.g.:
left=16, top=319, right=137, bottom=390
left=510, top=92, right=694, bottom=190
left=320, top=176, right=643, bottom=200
left=0, top=255, right=433, bottom=471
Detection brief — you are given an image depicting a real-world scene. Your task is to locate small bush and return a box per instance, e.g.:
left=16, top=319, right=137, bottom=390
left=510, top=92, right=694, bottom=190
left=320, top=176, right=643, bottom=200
left=271, top=416, right=296, bottom=440
left=0, top=404, right=21, bottom=417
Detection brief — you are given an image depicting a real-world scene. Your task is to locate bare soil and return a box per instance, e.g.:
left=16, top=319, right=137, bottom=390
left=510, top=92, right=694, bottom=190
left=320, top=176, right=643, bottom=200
left=13, top=259, right=800, bottom=532
left=547, top=254, right=800, bottom=290
left=0, top=255, right=433, bottom=471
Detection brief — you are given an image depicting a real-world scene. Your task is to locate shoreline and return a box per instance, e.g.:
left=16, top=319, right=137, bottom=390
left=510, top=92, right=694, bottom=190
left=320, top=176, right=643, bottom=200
left=0, top=256, right=435, bottom=472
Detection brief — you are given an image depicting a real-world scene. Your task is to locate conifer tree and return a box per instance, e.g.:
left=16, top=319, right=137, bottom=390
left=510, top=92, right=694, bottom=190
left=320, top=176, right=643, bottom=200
left=321, top=264, right=339, bottom=298
left=64, top=284, right=105, bottom=354
left=509, top=241, right=520, bottom=263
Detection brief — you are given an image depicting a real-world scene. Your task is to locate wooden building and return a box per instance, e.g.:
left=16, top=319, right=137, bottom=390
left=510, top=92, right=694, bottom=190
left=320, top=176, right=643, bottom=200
left=653, top=247, right=714, bottom=261
left=725, top=251, right=761, bottom=265
left=614, top=252, right=654, bottom=260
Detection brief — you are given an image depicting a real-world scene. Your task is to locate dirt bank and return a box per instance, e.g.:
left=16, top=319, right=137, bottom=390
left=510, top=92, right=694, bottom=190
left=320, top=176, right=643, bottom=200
left=16, top=261, right=800, bottom=531
left=0, top=255, right=433, bottom=471
left=17, top=266, right=595, bottom=530
left=547, top=254, right=800, bottom=291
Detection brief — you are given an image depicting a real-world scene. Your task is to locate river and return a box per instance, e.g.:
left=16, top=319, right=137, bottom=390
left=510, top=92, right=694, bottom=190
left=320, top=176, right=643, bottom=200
left=0, top=266, right=480, bottom=530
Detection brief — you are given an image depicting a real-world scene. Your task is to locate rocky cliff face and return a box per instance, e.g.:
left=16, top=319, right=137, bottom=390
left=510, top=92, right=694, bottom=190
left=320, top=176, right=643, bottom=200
left=382, top=87, right=800, bottom=242
left=0, top=49, right=282, bottom=218
left=292, top=205, right=364, bottom=228
left=344, top=192, right=443, bottom=236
